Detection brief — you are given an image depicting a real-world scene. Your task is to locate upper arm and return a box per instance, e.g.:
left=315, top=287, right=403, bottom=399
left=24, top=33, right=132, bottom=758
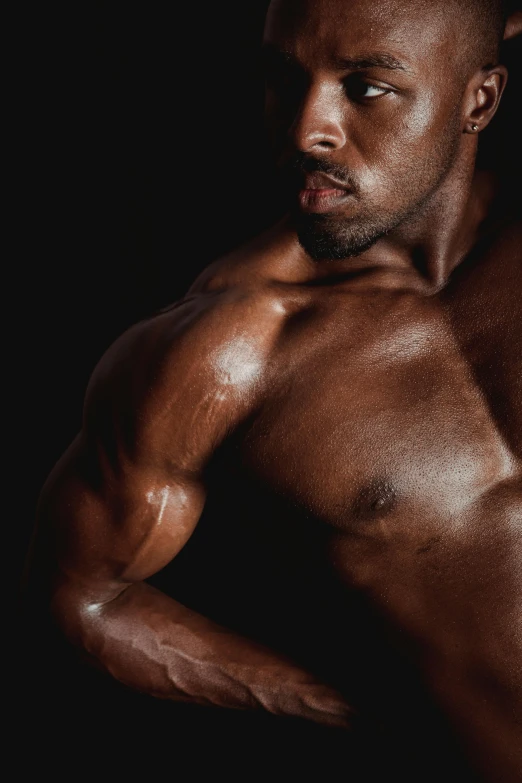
left=33, top=288, right=278, bottom=617
left=40, top=434, right=208, bottom=603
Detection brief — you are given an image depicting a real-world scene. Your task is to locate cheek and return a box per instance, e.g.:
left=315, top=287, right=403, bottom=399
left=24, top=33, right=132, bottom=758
left=366, top=95, right=439, bottom=155
left=400, top=88, right=456, bottom=142
left=347, top=92, right=457, bottom=188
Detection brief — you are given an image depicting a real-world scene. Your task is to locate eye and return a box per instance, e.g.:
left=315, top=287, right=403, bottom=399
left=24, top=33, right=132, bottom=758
left=344, top=75, right=391, bottom=101
left=360, top=84, right=388, bottom=98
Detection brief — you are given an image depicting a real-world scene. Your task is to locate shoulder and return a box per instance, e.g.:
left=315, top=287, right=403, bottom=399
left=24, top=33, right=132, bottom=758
left=488, top=210, right=522, bottom=286
left=497, top=208, right=522, bottom=248
left=83, top=250, right=289, bottom=470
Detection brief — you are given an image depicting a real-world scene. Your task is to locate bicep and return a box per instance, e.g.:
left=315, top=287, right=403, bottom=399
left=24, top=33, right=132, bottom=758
left=35, top=291, right=267, bottom=606
left=38, top=434, right=207, bottom=603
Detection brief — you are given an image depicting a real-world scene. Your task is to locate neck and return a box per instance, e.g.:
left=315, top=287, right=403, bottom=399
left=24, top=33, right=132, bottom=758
left=367, top=155, right=491, bottom=289
left=290, top=147, right=498, bottom=292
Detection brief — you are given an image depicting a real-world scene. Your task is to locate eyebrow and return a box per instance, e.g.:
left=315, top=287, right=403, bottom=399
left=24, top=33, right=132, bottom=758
left=333, top=53, right=409, bottom=72
left=261, top=44, right=410, bottom=74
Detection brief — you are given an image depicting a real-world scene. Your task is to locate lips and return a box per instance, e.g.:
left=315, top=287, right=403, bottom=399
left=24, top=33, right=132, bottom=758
left=300, top=172, right=349, bottom=191
left=296, top=172, right=353, bottom=214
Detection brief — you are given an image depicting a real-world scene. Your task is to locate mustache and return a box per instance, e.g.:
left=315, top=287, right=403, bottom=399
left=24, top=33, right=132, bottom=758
left=281, top=152, right=358, bottom=191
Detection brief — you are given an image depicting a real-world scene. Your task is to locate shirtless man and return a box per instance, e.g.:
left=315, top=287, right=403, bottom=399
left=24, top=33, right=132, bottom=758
left=27, top=0, right=521, bottom=779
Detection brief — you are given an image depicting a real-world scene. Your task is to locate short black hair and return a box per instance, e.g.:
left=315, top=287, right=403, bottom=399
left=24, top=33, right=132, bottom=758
left=458, top=0, right=508, bottom=69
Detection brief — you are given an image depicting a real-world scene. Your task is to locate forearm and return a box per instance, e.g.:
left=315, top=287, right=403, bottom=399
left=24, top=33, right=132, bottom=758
left=55, top=581, right=353, bottom=728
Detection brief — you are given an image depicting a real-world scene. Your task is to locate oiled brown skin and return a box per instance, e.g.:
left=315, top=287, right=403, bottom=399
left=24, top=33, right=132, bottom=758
left=28, top=4, right=521, bottom=781
left=31, top=211, right=521, bottom=777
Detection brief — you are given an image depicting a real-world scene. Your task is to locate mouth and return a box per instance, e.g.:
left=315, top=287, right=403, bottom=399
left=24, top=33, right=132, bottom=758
left=296, top=173, right=354, bottom=215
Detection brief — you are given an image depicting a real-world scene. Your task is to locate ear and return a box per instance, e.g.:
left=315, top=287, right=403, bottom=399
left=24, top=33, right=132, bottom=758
left=504, top=11, right=522, bottom=40
left=463, top=65, right=508, bottom=134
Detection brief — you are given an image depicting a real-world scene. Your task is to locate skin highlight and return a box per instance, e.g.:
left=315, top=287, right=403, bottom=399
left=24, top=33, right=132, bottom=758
left=24, top=1, right=521, bottom=780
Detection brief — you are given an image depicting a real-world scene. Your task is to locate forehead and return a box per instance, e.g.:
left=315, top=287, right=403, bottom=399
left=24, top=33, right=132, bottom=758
left=264, top=0, right=457, bottom=70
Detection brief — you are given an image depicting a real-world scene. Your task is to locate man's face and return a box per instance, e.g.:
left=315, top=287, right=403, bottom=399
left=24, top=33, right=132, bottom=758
left=263, top=0, right=469, bottom=259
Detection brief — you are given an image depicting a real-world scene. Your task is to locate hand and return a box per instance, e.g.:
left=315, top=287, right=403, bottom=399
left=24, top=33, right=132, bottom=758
left=297, top=681, right=357, bottom=730
left=267, top=672, right=357, bottom=729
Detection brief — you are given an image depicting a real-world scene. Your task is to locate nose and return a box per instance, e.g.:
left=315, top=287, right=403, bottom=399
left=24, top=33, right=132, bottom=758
left=289, top=81, right=346, bottom=153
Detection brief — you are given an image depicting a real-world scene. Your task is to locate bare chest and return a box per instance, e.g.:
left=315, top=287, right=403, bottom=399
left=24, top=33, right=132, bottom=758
left=244, top=289, right=519, bottom=518
left=234, top=262, right=522, bottom=607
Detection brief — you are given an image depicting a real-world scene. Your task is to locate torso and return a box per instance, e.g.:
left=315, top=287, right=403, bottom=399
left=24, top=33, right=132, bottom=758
left=153, top=214, right=522, bottom=778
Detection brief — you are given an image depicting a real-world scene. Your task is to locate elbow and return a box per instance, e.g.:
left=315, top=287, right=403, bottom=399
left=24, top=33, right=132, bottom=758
left=23, top=564, right=107, bottom=663
left=49, top=579, right=117, bottom=657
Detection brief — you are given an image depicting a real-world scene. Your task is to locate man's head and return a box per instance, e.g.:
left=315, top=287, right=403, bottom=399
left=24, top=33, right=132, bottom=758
left=263, top=0, right=508, bottom=260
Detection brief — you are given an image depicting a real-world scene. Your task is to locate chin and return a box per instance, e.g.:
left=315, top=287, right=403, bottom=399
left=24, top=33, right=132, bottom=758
left=294, top=212, right=388, bottom=261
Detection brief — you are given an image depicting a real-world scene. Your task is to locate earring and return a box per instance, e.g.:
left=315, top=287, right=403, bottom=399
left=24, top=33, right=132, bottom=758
left=471, top=124, right=479, bottom=132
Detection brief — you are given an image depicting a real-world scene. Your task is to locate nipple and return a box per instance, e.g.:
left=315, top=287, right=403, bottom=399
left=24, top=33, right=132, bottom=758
left=352, top=479, right=398, bottom=522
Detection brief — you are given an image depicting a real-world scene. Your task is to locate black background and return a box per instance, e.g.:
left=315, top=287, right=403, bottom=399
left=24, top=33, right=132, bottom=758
left=18, top=1, right=521, bottom=778
left=23, top=1, right=276, bottom=569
